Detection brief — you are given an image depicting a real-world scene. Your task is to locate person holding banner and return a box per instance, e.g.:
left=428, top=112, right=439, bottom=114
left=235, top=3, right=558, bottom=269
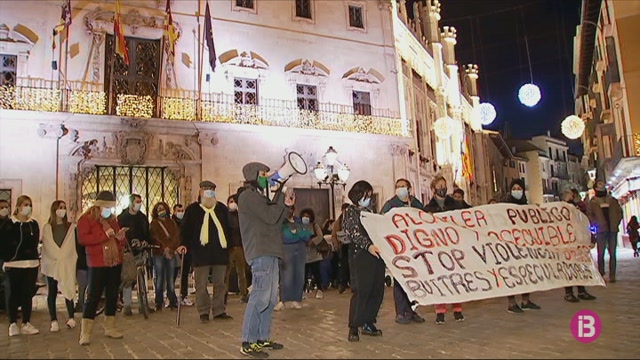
left=344, top=180, right=385, bottom=342
left=503, top=178, right=541, bottom=314
left=380, top=179, right=426, bottom=325
left=423, top=176, right=465, bottom=324
left=587, top=180, right=623, bottom=283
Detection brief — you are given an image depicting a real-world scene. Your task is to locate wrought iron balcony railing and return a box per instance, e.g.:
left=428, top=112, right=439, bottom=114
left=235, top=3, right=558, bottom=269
left=0, top=78, right=406, bottom=137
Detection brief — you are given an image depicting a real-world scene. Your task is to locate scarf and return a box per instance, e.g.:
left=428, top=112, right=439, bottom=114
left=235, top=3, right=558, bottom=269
left=199, top=203, right=227, bottom=248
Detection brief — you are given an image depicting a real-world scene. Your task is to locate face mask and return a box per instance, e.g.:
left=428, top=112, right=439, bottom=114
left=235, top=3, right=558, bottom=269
left=0, top=208, right=9, bottom=217
left=435, top=188, right=447, bottom=198
left=396, top=187, right=409, bottom=199
left=595, top=189, right=607, bottom=197
left=301, top=217, right=310, bottom=225
left=133, top=203, right=142, bottom=212
left=257, top=176, right=269, bottom=190
left=358, top=197, right=371, bottom=208
left=511, top=190, right=523, bottom=200
left=158, top=210, right=168, bottom=218
left=56, top=209, right=67, bottom=218
left=20, top=206, right=32, bottom=217
left=175, top=211, right=184, bottom=220
left=101, top=207, right=112, bottom=219
left=228, top=203, right=238, bottom=212
left=203, top=190, right=215, bottom=198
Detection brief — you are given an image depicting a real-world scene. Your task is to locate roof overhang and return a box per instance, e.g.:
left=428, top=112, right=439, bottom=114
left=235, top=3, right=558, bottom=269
left=576, top=0, right=602, bottom=97
left=610, top=157, right=640, bottom=198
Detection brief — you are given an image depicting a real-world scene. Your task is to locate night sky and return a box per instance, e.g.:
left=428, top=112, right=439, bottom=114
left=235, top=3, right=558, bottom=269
left=435, top=0, right=583, bottom=154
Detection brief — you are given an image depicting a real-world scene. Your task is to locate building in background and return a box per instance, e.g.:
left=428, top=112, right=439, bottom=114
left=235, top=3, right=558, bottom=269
left=0, top=0, right=488, bottom=223
left=573, top=0, right=639, bottom=228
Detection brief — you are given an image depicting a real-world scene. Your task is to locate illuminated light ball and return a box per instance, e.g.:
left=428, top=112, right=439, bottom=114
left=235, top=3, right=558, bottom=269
left=518, top=83, right=542, bottom=107
left=474, top=102, right=497, bottom=126
left=434, top=116, right=455, bottom=139
left=561, top=115, right=585, bottom=140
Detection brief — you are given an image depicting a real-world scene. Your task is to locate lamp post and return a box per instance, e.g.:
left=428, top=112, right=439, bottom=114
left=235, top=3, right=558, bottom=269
left=314, top=146, right=350, bottom=219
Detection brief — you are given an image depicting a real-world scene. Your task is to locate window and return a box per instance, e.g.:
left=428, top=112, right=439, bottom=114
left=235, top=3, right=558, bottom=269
left=296, top=84, right=318, bottom=111
left=348, top=5, right=364, bottom=29
left=235, top=0, right=254, bottom=9
left=555, top=149, right=560, bottom=161
left=550, top=165, right=555, bottom=177
left=548, top=147, right=552, bottom=158
left=295, top=0, right=312, bottom=19
left=353, top=90, right=371, bottom=115
left=234, top=78, right=258, bottom=105
left=0, top=54, right=17, bottom=87
left=509, top=160, right=515, bottom=168
left=0, top=189, right=11, bottom=207
left=602, top=135, right=612, bottom=158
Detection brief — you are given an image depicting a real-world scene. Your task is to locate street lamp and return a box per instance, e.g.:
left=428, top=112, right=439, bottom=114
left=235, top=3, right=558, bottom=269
left=314, top=146, right=350, bottom=219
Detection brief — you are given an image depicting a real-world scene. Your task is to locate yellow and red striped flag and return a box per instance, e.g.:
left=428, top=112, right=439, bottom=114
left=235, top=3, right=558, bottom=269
left=164, top=0, right=178, bottom=63
left=114, top=0, right=129, bottom=65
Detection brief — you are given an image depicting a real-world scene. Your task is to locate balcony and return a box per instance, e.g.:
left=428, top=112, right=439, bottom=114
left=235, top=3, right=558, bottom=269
left=0, top=78, right=405, bottom=137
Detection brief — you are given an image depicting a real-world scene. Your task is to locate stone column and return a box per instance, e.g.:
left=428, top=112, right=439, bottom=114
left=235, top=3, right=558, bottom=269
left=463, top=64, right=479, bottom=98
left=424, top=0, right=441, bottom=44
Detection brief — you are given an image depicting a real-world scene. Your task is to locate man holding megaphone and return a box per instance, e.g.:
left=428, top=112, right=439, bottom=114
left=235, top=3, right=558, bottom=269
left=237, top=159, right=298, bottom=358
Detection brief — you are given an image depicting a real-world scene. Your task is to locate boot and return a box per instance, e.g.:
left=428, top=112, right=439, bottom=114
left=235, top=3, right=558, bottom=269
left=79, top=319, right=94, bottom=346
left=103, top=316, right=123, bottom=339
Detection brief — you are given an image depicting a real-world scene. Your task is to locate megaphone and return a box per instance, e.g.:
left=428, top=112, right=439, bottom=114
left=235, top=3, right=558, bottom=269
left=269, top=151, right=308, bottom=186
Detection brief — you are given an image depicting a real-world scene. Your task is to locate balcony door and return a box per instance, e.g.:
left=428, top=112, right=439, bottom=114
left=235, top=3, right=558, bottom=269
left=104, top=34, right=161, bottom=116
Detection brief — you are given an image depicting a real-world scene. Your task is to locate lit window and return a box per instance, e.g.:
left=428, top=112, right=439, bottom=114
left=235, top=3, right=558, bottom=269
left=234, top=78, right=258, bottom=105
left=235, top=0, right=254, bottom=9
left=296, top=84, right=318, bottom=111
left=295, top=0, right=312, bottom=19
left=348, top=5, right=364, bottom=29
left=0, top=54, right=17, bottom=87
left=353, top=90, right=371, bottom=115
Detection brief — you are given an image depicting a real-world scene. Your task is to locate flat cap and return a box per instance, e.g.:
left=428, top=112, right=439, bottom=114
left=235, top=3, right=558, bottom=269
left=199, top=180, right=216, bottom=189
left=242, top=162, right=270, bottom=182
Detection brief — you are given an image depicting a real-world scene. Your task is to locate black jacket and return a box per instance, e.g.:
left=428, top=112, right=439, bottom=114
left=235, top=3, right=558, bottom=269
left=227, top=211, right=243, bottom=248
left=75, top=227, right=88, bottom=270
left=424, top=196, right=458, bottom=214
left=180, top=201, right=230, bottom=267
left=1, top=218, right=40, bottom=263
left=117, top=210, right=150, bottom=255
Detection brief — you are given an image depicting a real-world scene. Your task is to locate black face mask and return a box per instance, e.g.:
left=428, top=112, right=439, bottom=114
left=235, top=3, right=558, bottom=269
left=595, top=190, right=607, bottom=197
left=435, top=188, right=447, bottom=198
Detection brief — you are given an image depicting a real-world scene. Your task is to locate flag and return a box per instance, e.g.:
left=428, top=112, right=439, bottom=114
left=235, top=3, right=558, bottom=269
left=164, top=0, right=178, bottom=62
left=52, top=0, right=72, bottom=51
left=204, top=2, right=216, bottom=71
left=114, top=0, right=129, bottom=65
left=461, top=131, right=474, bottom=181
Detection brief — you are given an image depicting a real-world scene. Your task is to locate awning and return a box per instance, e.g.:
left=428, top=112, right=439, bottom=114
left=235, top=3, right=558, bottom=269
left=610, top=157, right=640, bottom=198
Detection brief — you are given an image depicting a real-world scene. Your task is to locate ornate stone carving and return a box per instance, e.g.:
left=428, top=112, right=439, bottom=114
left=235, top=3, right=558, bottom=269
left=74, top=139, right=100, bottom=160
left=197, top=132, right=218, bottom=147
left=389, top=143, right=409, bottom=157
left=122, top=9, right=159, bottom=34
left=91, top=33, right=104, bottom=83
left=114, top=131, right=151, bottom=165
left=121, top=117, right=147, bottom=129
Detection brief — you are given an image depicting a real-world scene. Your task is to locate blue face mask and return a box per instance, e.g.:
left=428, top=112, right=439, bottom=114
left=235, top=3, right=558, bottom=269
left=358, top=197, right=371, bottom=208
left=203, top=190, right=215, bottom=198
left=396, top=187, right=409, bottom=199
left=101, top=207, right=112, bottom=219
left=301, top=217, right=310, bottom=225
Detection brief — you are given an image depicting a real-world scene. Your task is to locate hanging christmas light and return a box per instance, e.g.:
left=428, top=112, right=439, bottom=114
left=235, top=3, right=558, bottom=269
left=434, top=116, right=455, bottom=139
left=474, top=102, right=497, bottom=126
left=561, top=115, right=585, bottom=139
left=518, top=83, right=541, bottom=107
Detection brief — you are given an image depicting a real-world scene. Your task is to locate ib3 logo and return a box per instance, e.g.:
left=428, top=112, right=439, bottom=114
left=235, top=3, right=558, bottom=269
left=570, top=310, right=601, bottom=343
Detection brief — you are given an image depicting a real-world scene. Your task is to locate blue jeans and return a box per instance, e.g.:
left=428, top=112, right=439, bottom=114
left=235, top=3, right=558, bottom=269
left=319, top=252, right=333, bottom=290
left=281, top=242, right=307, bottom=302
left=242, top=256, right=279, bottom=343
left=595, top=231, right=618, bottom=278
left=153, top=255, right=178, bottom=308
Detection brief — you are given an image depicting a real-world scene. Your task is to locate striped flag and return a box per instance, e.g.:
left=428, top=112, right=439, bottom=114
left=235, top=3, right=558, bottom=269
left=204, top=2, right=216, bottom=71
left=164, top=0, right=178, bottom=63
left=461, top=130, right=474, bottom=181
left=52, top=0, right=72, bottom=51
left=114, top=0, right=129, bottom=65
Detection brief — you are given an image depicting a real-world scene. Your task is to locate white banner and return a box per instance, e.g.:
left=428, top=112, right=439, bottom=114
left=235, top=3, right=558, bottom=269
left=360, top=203, right=605, bottom=306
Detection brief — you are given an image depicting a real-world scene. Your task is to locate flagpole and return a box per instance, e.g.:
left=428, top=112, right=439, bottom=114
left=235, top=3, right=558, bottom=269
left=63, top=26, right=70, bottom=111
left=196, top=0, right=204, bottom=121
left=108, top=36, right=117, bottom=115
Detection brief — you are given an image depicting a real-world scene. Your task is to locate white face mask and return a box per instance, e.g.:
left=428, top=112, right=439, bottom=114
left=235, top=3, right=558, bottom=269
left=396, top=187, right=409, bottom=200
left=133, top=203, right=142, bottom=212
left=56, top=209, right=67, bottom=218
left=228, top=203, right=238, bottom=212
left=101, top=207, right=112, bottom=219
left=21, top=206, right=32, bottom=217
left=511, top=190, right=524, bottom=200
left=0, top=208, right=9, bottom=217
left=175, top=211, right=184, bottom=219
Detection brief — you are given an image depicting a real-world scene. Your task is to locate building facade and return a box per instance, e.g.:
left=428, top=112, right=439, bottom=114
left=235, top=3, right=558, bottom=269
left=573, top=0, right=640, bottom=227
left=0, top=0, right=488, bottom=223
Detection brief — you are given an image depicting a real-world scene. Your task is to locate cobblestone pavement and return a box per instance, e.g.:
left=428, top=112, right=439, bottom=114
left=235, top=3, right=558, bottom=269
left=1, top=249, right=638, bottom=359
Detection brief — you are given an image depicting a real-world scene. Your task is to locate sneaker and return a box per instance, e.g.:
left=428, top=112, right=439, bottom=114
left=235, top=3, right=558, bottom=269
left=240, top=342, right=269, bottom=358
left=521, top=301, right=541, bottom=310
left=123, top=306, right=133, bottom=316
left=181, top=297, right=194, bottom=307
left=435, top=313, right=445, bottom=325
left=411, top=312, right=426, bottom=323
left=361, top=323, right=382, bottom=336
left=578, top=292, right=597, bottom=301
left=453, top=312, right=465, bottom=322
left=274, top=302, right=286, bottom=311
left=21, top=322, right=39, bottom=335
left=65, top=318, right=77, bottom=329
left=507, top=304, right=524, bottom=314
left=257, top=340, right=284, bottom=350
left=214, top=313, right=233, bottom=320
left=200, top=314, right=210, bottom=324
left=315, top=290, right=324, bottom=299
left=564, top=294, right=580, bottom=303
left=348, top=327, right=359, bottom=342
left=395, top=315, right=411, bottom=325
left=8, top=323, right=19, bottom=337
left=291, top=301, right=302, bottom=309
left=50, top=320, right=60, bottom=332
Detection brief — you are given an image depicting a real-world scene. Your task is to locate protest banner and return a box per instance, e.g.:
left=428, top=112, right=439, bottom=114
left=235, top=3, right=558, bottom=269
left=360, top=202, right=605, bottom=306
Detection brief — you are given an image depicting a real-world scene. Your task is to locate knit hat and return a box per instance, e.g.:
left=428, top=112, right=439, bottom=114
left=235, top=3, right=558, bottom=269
left=95, top=191, right=116, bottom=208
left=509, top=178, right=525, bottom=191
left=242, top=162, right=270, bottom=182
